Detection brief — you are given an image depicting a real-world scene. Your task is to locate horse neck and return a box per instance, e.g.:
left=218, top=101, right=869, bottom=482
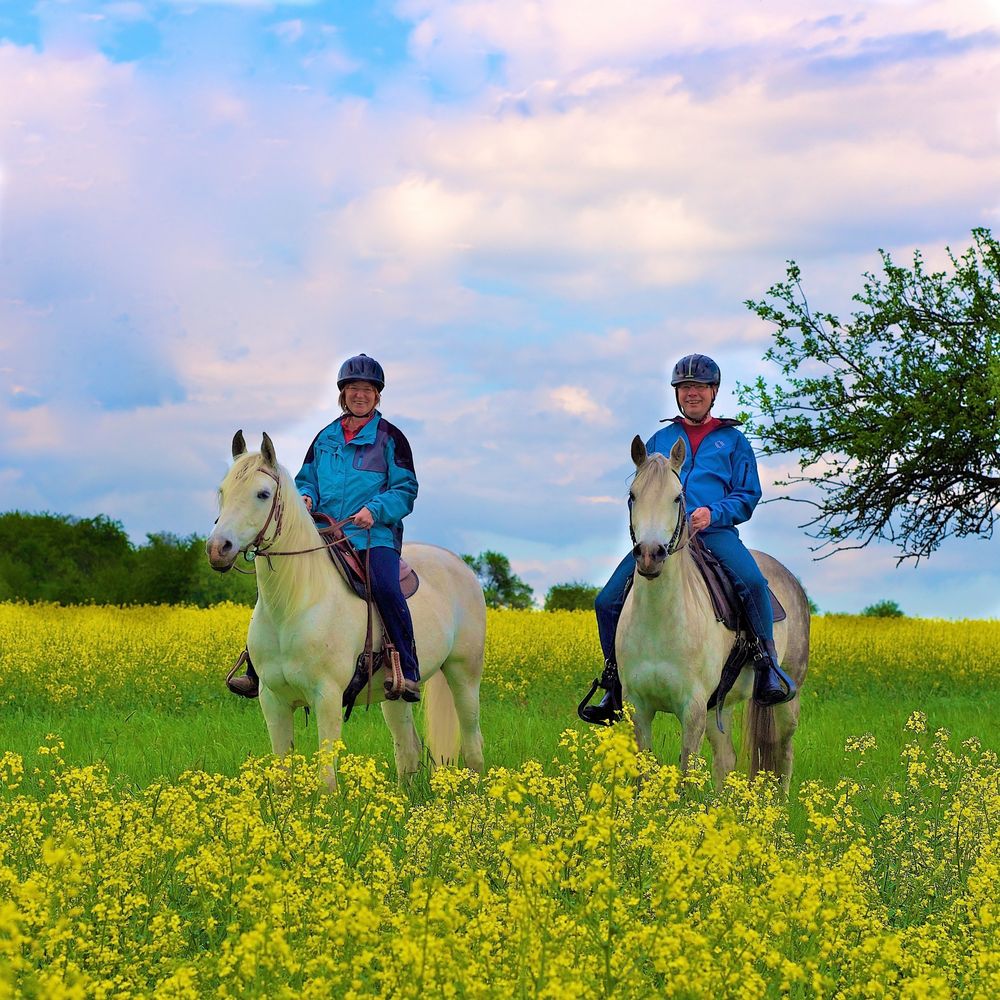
left=630, top=546, right=697, bottom=631
left=253, top=478, right=348, bottom=622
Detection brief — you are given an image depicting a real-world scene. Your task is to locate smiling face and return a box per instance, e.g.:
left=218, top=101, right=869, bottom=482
left=676, top=380, right=716, bottom=422
left=342, top=380, right=379, bottom=418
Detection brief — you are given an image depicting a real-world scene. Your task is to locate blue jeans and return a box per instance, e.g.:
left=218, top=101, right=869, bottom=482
left=366, top=546, right=419, bottom=682
left=594, top=526, right=773, bottom=663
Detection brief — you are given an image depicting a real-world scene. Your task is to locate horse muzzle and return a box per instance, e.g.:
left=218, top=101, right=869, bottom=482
left=633, top=542, right=666, bottom=579
left=206, top=533, right=239, bottom=572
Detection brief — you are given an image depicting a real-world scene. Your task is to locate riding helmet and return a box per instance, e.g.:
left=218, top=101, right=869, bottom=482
left=337, top=354, right=385, bottom=391
left=670, top=354, right=721, bottom=388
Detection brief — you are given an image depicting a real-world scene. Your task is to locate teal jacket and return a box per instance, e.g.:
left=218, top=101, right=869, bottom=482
left=645, top=418, right=761, bottom=529
left=294, top=412, right=417, bottom=551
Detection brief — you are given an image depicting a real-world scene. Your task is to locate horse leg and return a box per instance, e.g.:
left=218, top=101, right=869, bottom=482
left=772, top=696, right=801, bottom=797
left=441, top=660, right=484, bottom=772
left=679, top=701, right=708, bottom=774
left=259, top=686, right=294, bottom=755
left=313, top=687, right=344, bottom=790
left=705, top=704, right=736, bottom=789
left=631, top=699, right=655, bottom=753
left=380, top=700, right=423, bottom=782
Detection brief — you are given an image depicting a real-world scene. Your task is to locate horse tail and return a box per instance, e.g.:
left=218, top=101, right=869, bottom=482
left=743, top=699, right=779, bottom=778
left=423, top=670, right=461, bottom=767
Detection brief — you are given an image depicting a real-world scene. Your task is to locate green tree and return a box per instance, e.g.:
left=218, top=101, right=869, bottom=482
left=544, top=581, right=599, bottom=611
left=0, top=511, right=133, bottom=603
left=861, top=599, right=905, bottom=618
left=130, top=533, right=203, bottom=605
left=462, top=551, right=534, bottom=609
left=738, top=228, right=1000, bottom=563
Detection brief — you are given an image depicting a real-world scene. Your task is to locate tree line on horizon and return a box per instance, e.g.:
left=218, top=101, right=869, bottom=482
left=0, top=512, right=600, bottom=611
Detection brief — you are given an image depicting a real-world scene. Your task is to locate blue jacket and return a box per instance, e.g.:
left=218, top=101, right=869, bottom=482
left=645, top=418, right=762, bottom=530
left=294, top=412, right=418, bottom=551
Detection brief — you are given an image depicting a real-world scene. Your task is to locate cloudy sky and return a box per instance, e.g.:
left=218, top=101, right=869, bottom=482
left=2, top=0, right=999, bottom=616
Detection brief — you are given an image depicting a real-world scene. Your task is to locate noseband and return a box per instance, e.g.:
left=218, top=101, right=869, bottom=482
left=629, top=469, right=689, bottom=557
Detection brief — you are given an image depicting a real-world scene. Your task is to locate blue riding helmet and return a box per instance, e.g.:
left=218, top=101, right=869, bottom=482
left=338, top=354, right=385, bottom=391
left=670, top=354, right=721, bottom=388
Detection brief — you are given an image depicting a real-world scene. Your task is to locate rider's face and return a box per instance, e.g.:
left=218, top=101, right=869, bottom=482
left=677, top=381, right=714, bottom=422
left=345, top=381, right=378, bottom=417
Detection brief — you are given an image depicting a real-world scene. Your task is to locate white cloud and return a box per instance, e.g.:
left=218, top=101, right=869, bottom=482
left=548, top=385, right=610, bottom=422
left=1, top=2, right=999, bottom=612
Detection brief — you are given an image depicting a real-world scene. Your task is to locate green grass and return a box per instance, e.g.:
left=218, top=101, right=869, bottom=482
left=3, top=684, right=994, bottom=814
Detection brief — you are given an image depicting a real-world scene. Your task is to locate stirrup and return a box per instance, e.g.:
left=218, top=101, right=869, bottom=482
left=751, top=640, right=797, bottom=706
left=382, top=646, right=406, bottom=701
left=226, top=649, right=259, bottom=699
left=577, top=660, right=622, bottom=724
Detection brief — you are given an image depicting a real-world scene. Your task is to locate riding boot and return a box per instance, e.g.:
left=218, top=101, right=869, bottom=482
left=227, top=655, right=259, bottom=699
left=751, top=638, right=797, bottom=707
left=578, top=659, right=623, bottom=725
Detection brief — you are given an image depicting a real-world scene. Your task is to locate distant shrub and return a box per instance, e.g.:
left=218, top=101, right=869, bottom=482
left=862, top=599, right=905, bottom=618
left=544, top=582, right=600, bottom=612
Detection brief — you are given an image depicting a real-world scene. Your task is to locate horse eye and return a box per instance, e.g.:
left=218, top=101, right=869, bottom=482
left=674, top=497, right=681, bottom=504
left=257, top=489, right=271, bottom=501
left=628, top=492, right=635, bottom=503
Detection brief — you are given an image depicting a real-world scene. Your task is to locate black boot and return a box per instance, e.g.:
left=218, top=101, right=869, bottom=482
left=578, top=659, right=623, bottom=725
left=751, top=639, right=797, bottom=707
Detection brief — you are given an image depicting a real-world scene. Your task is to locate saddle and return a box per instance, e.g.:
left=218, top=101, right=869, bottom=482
left=687, top=535, right=786, bottom=731
left=311, top=513, right=419, bottom=600
left=688, top=535, right=785, bottom=631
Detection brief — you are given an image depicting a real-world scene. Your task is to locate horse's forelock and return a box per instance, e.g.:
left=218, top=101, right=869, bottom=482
left=633, top=453, right=674, bottom=495
left=222, top=452, right=266, bottom=490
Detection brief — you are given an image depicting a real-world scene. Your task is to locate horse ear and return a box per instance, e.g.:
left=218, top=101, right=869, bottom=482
left=669, top=437, right=686, bottom=471
left=261, top=432, right=277, bottom=469
left=631, top=435, right=647, bottom=468
left=232, top=430, right=247, bottom=459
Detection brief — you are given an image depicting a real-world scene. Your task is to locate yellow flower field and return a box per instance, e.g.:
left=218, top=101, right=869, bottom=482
left=0, top=604, right=998, bottom=997
left=0, top=603, right=997, bottom=708
left=0, top=721, right=997, bottom=998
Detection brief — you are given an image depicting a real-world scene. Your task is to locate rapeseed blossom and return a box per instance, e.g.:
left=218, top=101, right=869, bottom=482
left=0, top=605, right=998, bottom=996
left=0, top=716, right=996, bottom=996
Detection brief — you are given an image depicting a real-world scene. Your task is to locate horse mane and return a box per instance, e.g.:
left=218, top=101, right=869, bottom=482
left=633, top=454, right=709, bottom=645
left=223, top=452, right=341, bottom=614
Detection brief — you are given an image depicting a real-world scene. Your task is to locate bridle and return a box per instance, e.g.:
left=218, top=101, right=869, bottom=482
left=629, top=468, right=689, bottom=557
left=227, top=467, right=358, bottom=571
left=245, top=467, right=285, bottom=560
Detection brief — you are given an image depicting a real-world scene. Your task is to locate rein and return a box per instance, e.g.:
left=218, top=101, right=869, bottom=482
left=240, top=468, right=358, bottom=571
left=231, top=463, right=393, bottom=711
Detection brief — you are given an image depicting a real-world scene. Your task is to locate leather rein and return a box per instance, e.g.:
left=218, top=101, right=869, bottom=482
left=239, top=467, right=363, bottom=571
left=231, top=465, right=388, bottom=711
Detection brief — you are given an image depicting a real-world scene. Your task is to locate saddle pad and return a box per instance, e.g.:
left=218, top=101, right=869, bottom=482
left=689, top=536, right=786, bottom=632
left=311, top=513, right=419, bottom=601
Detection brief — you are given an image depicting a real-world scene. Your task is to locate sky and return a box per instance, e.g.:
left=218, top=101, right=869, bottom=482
left=2, top=0, right=1000, bottom=616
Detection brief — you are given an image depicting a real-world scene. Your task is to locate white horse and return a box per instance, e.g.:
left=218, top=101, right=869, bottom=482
left=206, top=432, right=486, bottom=782
left=618, top=436, right=809, bottom=793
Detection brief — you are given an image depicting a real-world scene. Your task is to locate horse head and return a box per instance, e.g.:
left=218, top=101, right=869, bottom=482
left=628, top=435, right=688, bottom=579
left=206, top=430, right=283, bottom=572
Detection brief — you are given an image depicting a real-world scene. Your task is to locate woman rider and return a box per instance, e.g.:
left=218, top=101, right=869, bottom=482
left=578, top=353, right=797, bottom=724
left=227, top=353, right=421, bottom=702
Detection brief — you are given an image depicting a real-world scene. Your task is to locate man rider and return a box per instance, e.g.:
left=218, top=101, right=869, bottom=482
left=579, top=353, right=797, bottom=724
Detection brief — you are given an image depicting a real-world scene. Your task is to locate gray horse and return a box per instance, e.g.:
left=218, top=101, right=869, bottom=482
left=618, top=437, right=810, bottom=793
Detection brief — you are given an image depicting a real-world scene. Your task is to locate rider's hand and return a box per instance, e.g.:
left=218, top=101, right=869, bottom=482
left=301, top=495, right=313, bottom=511
left=689, top=506, right=712, bottom=534
left=352, top=506, right=374, bottom=529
